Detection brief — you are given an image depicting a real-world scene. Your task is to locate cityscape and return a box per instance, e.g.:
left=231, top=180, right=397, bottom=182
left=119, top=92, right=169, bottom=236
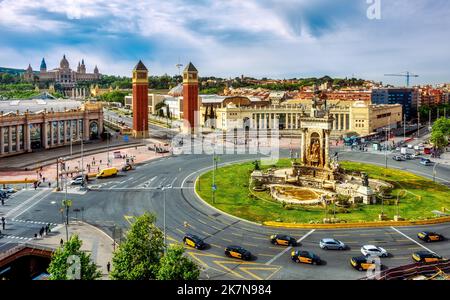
left=0, top=0, right=449, bottom=292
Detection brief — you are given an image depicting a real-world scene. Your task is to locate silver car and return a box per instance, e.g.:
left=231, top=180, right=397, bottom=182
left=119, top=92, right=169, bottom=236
left=361, top=245, right=388, bottom=257
left=319, top=238, right=346, bottom=250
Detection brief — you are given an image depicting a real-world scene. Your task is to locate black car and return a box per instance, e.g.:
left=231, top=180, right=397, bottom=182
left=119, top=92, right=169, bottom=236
left=412, top=251, right=444, bottom=263
left=270, top=234, right=297, bottom=246
left=225, top=245, right=252, bottom=261
left=350, top=256, right=378, bottom=271
left=291, top=250, right=321, bottom=265
left=183, top=234, right=207, bottom=250
left=417, top=231, right=444, bottom=242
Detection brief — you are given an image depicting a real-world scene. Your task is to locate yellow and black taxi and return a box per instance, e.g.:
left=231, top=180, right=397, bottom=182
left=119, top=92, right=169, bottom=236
left=350, top=256, right=379, bottom=271
left=224, top=245, right=252, bottom=261
left=417, top=231, right=444, bottom=242
left=291, top=250, right=321, bottom=265
left=270, top=234, right=298, bottom=246
left=183, top=233, right=207, bottom=250
left=412, top=251, right=444, bottom=263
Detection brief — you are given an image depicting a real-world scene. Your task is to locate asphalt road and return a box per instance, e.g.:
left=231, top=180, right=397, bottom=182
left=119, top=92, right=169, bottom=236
left=1, top=147, right=449, bottom=280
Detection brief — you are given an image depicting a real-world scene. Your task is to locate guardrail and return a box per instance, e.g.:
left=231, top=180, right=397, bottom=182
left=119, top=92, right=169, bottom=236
left=264, top=215, right=450, bottom=229
left=361, top=260, right=450, bottom=280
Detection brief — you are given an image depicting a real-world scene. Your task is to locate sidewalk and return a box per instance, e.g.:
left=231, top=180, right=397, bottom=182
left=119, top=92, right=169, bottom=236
left=0, top=140, right=171, bottom=187
left=31, top=221, right=114, bottom=279
left=0, top=136, right=143, bottom=171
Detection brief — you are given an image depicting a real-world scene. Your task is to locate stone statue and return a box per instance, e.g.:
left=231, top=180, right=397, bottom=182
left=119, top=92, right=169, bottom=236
left=362, top=172, right=369, bottom=187
left=309, top=140, right=320, bottom=166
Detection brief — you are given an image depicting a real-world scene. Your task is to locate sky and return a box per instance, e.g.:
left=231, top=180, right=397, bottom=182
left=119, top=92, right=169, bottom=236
left=0, top=0, right=449, bottom=85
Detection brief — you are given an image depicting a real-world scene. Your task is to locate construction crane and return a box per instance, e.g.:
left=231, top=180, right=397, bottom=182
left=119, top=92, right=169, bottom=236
left=384, top=71, right=419, bottom=87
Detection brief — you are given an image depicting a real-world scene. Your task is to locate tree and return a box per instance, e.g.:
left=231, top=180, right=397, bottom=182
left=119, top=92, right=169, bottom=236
left=156, top=244, right=200, bottom=280
left=47, top=234, right=102, bottom=280
left=110, top=212, right=164, bottom=280
left=430, top=130, right=448, bottom=150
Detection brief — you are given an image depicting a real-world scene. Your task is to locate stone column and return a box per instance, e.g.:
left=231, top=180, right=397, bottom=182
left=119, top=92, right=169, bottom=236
left=300, top=129, right=306, bottom=164
left=0, top=127, right=4, bottom=155
left=75, top=119, right=80, bottom=140
left=16, top=124, right=20, bottom=151
left=50, top=121, right=54, bottom=147
left=8, top=126, right=13, bottom=153
left=63, top=120, right=68, bottom=144
left=84, top=117, right=90, bottom=141
left=325, top=130, right=330, bottom=169
left=25, top=123, right=31, bottom=152
left=258, top=114, right=262, bottom=129
left=335, top=114, right=339, bottom=130
left=43, top=121, right=48, bottom=149
left=57, top=121, right=61, bottom=144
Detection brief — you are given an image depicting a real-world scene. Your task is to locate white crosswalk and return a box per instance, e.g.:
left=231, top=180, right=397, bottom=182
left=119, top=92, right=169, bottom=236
left=10, top=219, right=59, bottom=226
left=2, top=235, right=33, bottom=241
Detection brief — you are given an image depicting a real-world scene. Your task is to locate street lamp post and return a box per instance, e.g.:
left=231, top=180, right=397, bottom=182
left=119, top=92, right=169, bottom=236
left=433, top=163, right=439, bottom=182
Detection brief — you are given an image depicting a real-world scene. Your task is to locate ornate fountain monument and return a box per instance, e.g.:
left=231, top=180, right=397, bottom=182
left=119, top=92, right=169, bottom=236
left=251, top=90, right=387, bottom=207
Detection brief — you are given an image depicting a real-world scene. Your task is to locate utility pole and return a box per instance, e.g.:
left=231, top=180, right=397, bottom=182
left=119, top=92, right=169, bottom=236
left=212, top=150, right=216, bottom=204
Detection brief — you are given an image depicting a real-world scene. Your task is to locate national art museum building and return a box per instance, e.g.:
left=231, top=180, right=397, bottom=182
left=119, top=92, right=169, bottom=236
left=0, top=96, right=103, bottom=158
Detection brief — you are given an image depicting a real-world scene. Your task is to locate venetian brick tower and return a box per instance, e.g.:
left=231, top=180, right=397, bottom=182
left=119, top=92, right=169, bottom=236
left=182, top=62, right=199, bottom=135
left=132, top=60, right=149, bottom=138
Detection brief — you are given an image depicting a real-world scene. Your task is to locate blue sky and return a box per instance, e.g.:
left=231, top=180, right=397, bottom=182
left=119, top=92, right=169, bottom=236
left=0, top=0, right=449, bottom=85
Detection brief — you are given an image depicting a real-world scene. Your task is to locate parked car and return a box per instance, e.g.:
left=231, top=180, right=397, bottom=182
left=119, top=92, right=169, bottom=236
left=361, top=245, right=388, bottom=257
left=319, top=238, right=346, bottom=250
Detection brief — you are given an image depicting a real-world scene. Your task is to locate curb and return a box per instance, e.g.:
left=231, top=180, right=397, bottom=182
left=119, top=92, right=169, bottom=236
left=192, top=159, right=450, bottom=230
left=191, top=160, right=263, bottom=227
left=263, top=216, right=450, bottom=229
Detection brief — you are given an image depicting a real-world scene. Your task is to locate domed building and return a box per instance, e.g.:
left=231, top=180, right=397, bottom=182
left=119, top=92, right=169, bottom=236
left=24, top=55, right=102, bottom=96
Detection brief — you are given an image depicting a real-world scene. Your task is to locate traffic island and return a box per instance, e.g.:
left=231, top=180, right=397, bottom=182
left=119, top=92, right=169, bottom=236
left=195, top=159, right=450, bottom=225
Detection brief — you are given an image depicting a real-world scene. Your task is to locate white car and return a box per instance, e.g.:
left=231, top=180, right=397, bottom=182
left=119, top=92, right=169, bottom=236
left=361, top=245, right=388, bottom=257
left=1, top=187, right=16, bottom=193
left=70, top=177, right=84, bottom=185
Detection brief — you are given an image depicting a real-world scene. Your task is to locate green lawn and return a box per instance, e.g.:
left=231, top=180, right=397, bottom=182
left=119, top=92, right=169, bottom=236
left=196, top=159, right=450, bottom=224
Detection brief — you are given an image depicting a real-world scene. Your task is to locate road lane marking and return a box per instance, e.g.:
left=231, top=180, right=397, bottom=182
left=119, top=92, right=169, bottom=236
left=243, top=243, right=258, bottom=247
left=221, top=238, right=232, bottom=243
left=9, top=190, right=52, bottom=219
left=265, top=229, right=315, bottom=265
left=391, top=227, right=435, bottom=253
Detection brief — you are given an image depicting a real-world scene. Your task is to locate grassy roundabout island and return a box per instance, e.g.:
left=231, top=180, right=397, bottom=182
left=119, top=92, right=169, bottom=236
left=195, top=159, right=450, bottom=224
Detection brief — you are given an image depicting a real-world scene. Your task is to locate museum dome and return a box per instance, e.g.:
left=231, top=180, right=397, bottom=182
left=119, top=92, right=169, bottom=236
left=60, top=54, right=69, bottom=69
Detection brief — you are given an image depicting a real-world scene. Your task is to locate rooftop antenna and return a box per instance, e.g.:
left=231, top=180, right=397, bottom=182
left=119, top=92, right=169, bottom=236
left=175, top=58, right=183, bottom=84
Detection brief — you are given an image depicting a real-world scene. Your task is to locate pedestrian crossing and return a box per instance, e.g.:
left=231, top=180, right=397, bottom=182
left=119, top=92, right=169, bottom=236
left=10, top=219, right=59, bottom=226
left=1, top=235, right=33, bottom=241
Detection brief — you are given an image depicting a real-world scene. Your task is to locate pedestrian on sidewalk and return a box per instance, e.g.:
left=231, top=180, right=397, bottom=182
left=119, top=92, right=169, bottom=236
left=48, top=182, right=51, bottom=188
left=1, top=198, right=4, bottom=206
left=60, top=238, right=64, bottom=246
left=43, top=177, right=46, bottom=182
left=1, top=217, right=5, bottom=230
left=97, top=166, right=100, bottom=172
left=107, top=261, right=111, bottom=273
